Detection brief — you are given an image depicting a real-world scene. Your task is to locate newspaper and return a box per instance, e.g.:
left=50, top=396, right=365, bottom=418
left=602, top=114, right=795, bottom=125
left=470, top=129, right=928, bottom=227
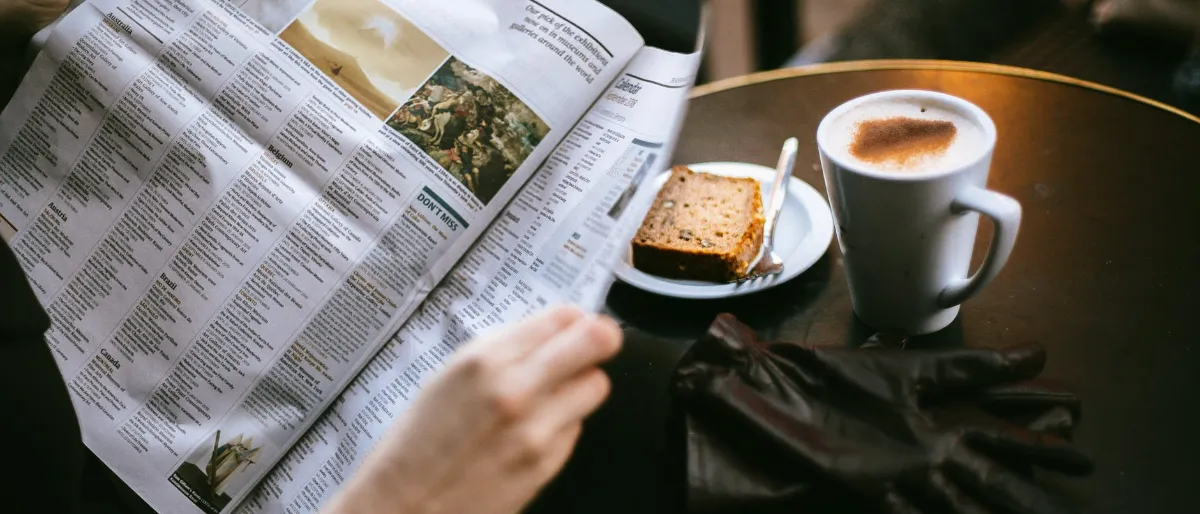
left=0, top=0, right=699, bottom=512
left=237, top=45, right=697, bottom=513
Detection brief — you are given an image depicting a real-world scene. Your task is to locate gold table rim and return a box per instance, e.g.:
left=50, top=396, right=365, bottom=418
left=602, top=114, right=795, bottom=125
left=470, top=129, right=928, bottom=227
left=691, top=59, right=1200, bottom=125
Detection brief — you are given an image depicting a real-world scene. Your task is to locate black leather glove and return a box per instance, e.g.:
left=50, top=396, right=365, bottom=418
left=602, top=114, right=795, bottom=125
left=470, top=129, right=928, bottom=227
left=672, top=314, right=1093, bottom=514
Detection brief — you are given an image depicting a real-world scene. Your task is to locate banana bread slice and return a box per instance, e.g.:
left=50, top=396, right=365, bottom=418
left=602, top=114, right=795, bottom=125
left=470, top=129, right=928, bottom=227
left=632, top=166, right=765, bottom=282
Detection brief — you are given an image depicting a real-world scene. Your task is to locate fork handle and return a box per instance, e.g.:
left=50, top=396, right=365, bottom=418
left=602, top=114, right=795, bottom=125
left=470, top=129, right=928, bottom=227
left=763, top=138, right=798, bottom=250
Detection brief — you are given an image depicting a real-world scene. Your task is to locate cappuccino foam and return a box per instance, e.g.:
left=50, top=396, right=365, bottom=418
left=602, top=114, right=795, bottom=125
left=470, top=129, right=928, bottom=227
left=827, top=98, right=986, bottom=174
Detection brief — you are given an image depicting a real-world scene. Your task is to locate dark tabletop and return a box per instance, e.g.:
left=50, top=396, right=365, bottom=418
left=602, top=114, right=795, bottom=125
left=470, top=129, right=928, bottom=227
left=528, top=62, right=1200, bottom=514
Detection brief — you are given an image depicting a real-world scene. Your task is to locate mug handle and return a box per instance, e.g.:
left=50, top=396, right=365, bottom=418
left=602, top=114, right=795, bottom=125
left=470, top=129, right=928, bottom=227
left=937, top=187, right=1022, bottom=308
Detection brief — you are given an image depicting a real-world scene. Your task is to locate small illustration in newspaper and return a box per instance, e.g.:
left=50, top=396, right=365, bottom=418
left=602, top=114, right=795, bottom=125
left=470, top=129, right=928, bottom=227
left=169, top=430, right=265, bottom=514
left=279, top=0, right=450, bottom=120
left=607, top=148, right=660, bottom=219
left=387, top=57, right=551, bottom=205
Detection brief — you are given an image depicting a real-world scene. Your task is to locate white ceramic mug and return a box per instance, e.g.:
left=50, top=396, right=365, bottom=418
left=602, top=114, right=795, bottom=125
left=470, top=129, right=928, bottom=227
left=817, top=90, right=1021, bottom=335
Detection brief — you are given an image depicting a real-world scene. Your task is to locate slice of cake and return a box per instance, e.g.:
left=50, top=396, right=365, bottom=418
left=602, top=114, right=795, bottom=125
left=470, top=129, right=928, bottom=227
left=632, top=166, right=765, bottom=282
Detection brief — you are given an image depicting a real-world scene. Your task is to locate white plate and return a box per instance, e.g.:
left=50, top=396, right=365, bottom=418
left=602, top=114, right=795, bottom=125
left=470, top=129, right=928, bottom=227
left=614, top=161, right=834, bottom=299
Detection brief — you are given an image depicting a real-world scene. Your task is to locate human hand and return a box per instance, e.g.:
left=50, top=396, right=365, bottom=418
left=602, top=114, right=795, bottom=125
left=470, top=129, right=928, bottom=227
left=323, top=306, right=623, bottom=514
left=0, top=0, right=69, bottom=47
left=674, top=314, right=1093, bottom=514
left=0, top=0, right=70, bottom=105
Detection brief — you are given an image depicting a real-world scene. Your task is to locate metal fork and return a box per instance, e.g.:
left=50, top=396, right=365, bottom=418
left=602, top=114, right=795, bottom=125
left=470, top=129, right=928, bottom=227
left=734, top=137, right=798, bottom=284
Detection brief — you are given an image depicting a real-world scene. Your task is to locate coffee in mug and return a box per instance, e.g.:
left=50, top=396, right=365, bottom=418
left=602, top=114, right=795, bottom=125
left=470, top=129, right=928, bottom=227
left=825, top=98, right=988, bottom=175
left=817, top=90, right=1021, bottom=335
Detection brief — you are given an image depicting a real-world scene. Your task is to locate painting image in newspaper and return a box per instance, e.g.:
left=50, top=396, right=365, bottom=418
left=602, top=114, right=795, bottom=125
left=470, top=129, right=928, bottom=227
left=387, top=57, right=551, bottom=205
left=278, top=0, right=450, bottom=120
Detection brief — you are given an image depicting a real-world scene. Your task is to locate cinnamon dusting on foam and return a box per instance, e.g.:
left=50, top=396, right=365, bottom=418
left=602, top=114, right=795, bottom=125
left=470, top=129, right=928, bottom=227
left=849, top=117, right=958, bottom=171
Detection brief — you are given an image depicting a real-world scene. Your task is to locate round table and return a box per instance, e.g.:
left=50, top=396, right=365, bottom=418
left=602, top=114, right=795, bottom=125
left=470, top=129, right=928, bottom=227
left=528, top=61, right=1200, bottom=514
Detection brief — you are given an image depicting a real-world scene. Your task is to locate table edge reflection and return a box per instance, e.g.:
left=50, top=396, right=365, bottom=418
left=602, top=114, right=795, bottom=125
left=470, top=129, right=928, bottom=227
left=692, top=59, right=1200, bottom=125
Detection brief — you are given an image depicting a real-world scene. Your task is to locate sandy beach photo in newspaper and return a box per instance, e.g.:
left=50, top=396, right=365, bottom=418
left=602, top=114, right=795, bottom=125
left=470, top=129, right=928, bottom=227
left=278, top=0, right=450, bottom=120
left=387, top=57, right=551, bottom=205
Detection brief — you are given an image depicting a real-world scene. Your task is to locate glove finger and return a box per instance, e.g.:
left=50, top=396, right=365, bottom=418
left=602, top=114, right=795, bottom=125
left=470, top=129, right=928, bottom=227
left=975, top=379, right=1081, bottom=432
left=961, top=417, right=1094, bottom=476
left=1025, top=407, right=1076, bottom=438
left=976, top=379, right=1079, bottom=411
left=912, top=343, right=1046, bottom=393
left=902, top=345, right=1041, bottom=398
left=947, top=446, right=1079, bottom=514
left=923, top=470, right=992, bottom=514
left=811, top=343, right=1045, bottom=404
left=883, top=488, right=924, bottom=514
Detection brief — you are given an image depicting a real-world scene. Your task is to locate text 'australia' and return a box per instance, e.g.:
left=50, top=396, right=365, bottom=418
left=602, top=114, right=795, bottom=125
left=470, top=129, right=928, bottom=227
left=103, top=13, right=133, bottom=36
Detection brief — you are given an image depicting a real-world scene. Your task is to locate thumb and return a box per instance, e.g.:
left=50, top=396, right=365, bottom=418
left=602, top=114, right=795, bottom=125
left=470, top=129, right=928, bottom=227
left=0, top=0, right=71, bottom=43
left=0, top=0, right=70, bottom=109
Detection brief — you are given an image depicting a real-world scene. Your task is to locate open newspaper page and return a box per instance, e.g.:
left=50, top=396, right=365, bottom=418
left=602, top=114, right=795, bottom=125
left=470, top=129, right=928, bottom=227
left=0, top=0, right=642, bottom=512
left=237, top=46, right=701, bottom=514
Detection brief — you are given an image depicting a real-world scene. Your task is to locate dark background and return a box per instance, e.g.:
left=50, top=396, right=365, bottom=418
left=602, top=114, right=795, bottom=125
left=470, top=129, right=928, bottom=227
left=600, top=0, right=1200, bottom=115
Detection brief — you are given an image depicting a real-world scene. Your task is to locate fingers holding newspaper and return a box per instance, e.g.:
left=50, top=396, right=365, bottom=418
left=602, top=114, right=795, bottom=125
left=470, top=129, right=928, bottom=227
left=0, top=0, right=70, bottom=102
left=0, top=0, right=69, bottom=39
left=323, top=306, right=624, bottom=514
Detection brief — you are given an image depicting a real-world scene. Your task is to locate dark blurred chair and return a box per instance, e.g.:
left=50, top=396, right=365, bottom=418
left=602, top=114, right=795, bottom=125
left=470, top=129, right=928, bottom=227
left=598, top=0, right=702, bottom=53
left=993, top=5, right=1199, bottom=113
left=802, top=0, right=1198, bottom=113
left=595, top=0, right=1199, bottom=114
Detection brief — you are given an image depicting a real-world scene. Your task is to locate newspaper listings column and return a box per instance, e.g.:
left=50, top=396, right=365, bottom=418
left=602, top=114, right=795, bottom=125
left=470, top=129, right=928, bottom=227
left=0, top=1, right=199, bottom=301
left=237, top=48, right=698, bottom=514
left=529, top=49, right=701, bottom=309
left=0, top=0, right=402, bottom=511
left=89, top=27, right=475, bottom=514
left=94, top=102, right=374, bottom=512
left=11, top=0, right=292, bottom=453
left=242, top=126, right=594, bottom=512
